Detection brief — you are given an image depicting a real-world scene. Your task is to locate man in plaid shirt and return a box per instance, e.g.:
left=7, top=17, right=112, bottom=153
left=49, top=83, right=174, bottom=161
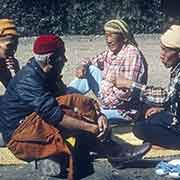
left=69, top=19, right=148, bottom=122
left=113, top=25, right=180, bottom=149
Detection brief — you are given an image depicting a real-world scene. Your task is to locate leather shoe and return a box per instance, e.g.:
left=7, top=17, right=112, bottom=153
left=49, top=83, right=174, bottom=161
left=107, top=142, right=152, bottom=165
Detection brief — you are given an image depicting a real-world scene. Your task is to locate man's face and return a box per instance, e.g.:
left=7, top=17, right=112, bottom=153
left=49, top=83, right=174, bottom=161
left=160, top=43, right=180, bottom=68
left=47, top=48, right=67, bottom=78
left=0, top=35, right=18, bottom=59
left=105, top=32, right=124, bottom=54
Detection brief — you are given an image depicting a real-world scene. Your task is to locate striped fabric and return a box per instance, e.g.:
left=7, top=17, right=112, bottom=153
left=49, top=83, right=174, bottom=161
left=131, top=62, right=180, bottom=116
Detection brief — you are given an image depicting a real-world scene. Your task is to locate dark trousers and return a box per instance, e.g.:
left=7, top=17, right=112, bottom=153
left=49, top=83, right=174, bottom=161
left=133, top=111, right=180, bottom=149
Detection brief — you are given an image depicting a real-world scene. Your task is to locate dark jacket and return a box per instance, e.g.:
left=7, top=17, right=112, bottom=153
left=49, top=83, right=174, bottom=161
left=0, top=58, right=64, bottom=143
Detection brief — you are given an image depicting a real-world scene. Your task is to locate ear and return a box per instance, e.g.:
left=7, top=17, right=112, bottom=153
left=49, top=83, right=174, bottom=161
left=40, top=56, right=53, bottom=73
left=45, top=56, right=51, bottom=65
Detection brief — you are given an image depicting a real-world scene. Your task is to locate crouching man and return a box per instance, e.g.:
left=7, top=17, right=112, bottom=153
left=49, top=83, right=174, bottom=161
left=0, top=35, right=151, bottom=180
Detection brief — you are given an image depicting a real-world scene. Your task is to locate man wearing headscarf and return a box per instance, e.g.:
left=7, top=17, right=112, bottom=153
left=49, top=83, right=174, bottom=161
left=0, top=18, right=20, bottom=87
left=69, top=19, right=148, bottom=122
left=113, top=25, right=180, bottom=149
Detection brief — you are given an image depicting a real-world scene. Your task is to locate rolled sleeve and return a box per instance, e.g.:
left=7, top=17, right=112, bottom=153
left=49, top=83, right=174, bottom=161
left=32, top=92, right=65, bottom=125
left=46, top=106, right=64, bottom=125
left=131, top=82, right=146, bottom=101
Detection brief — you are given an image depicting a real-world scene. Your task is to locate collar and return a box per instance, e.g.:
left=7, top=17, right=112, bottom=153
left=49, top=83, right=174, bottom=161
left=170, top=61, right=180, bottom=78
left=28, top=57, right=47, bottom=81
left=108, top=44, right=127, bottom=56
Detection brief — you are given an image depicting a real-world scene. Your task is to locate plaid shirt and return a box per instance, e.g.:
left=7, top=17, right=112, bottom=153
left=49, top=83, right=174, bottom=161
left=132, top=62, right=180, bottom=117
left=82, top=44, right=148, bottom=120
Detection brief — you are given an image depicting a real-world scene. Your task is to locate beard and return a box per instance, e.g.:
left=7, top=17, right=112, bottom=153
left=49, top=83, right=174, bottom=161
left=46, top=64, right=64, bottom=81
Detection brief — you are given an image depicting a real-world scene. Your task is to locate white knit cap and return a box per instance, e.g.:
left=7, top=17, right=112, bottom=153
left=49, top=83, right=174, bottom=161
left=161, top=25, right=180, bottom=49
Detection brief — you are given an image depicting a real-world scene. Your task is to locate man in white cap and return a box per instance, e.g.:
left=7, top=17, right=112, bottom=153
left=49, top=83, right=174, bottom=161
left=69, top=19, right=148, bottom=123
left=112, top=25, right=180, bottom=149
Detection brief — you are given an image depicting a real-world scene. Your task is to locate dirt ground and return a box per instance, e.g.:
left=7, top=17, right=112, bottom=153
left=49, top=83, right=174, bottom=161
left=0, top=35, right=174, bottom=180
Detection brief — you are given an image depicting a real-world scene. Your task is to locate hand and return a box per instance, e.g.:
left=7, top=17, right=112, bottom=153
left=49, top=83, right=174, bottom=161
left=106, top=74, right=133, bottom=89
left=145, top=107, right=164, bottom=119
left=5, top=57, right=17, bottom=77
left=5, top=57, right=15, bottom=69
left=96, top=114, right=110, bottom=141
left=75, top=65, right=87, bottom=78
left=115, top=78, right=133, bottom=89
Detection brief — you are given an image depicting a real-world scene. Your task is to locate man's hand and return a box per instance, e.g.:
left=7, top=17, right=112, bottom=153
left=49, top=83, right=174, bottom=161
left=115, top=78, right=133, bottom=89
left=145, top=107, right=164, bottom=119
left=106, top=73, right=133, bottom=89
left=75, top=65, right=87, bottom=78
left=96, top=114, right=110, bottom=141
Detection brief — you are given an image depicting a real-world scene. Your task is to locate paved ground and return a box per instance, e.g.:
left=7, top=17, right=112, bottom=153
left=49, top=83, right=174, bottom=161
left=0, top=35, right=176, bottom=179
left=0, top=159, right=174, bottom=180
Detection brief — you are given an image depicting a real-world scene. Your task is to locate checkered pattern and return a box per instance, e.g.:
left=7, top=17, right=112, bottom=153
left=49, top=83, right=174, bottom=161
left=132, top=62, right=180, bottom=116
left=82, top=44, right=147, bottom=120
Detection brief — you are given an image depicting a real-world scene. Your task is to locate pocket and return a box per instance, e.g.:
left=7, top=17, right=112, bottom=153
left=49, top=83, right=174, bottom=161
left=11, top=115, right=59, bottom=143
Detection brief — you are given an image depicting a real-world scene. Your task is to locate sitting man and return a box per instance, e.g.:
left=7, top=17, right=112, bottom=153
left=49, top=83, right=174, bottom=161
left=0, top=35, right=151, bottom=179
left=69, top=19, right=148, bottom=122
left=0, top=18, right=20, bottom=87
left=110, top=25, right=180, bottom=149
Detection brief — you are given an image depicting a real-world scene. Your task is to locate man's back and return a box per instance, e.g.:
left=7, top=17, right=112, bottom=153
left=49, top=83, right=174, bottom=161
left=0, top=58, right=62, bottom=142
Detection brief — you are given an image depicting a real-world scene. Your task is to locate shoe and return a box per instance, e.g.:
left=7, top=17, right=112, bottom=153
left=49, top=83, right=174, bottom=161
left=124, top=142, right=152, bottom=160
left=107, top=142, right=151, bottom=169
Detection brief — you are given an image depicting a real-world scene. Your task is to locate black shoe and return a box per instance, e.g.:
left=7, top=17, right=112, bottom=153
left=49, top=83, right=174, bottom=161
left=124, top=142, right=152, bottom=160
left=108, top=142, right=152, bottom=168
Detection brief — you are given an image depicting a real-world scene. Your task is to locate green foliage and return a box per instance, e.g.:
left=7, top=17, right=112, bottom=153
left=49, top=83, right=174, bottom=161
left=0, top=0, right=163, bottom=36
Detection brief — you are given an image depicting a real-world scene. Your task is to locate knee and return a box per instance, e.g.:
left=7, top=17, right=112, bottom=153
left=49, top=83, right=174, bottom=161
left=132, top=121, right=147, bottom=140
left=88, top=65, right=101, bottom=75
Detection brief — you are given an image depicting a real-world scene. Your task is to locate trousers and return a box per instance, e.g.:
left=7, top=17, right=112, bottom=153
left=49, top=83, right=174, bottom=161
left=68, top=65, right=127, bottom=122
left=133, top=111, right=180, bottom=149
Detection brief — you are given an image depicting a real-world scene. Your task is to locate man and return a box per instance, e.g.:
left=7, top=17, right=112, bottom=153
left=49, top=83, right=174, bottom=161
left=69, top=19, right=148, bottom=122
left=0, top=18, right=19, bottom=87
left=112, top=25, right=180, bottom=149
left=0, top=35, right=151, bottom=179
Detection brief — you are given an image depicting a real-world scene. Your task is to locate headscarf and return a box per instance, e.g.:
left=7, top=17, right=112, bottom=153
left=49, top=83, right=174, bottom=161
left=0, top=19, right=17, bottom=37
left=104, top=19, right=138, bottom=47
left=161, top=25, right=180, bottom=49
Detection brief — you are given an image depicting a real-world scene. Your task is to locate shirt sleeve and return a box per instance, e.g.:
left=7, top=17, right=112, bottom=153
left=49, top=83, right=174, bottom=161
left=100, top=79, right=131, bottom=108
left=100, top=47, right=146, bottom=108
left=131, top=82, right=169, bottom=106
left=17, top=76, right=64, bottom=125
left=81, top=50, right=107, bottom=70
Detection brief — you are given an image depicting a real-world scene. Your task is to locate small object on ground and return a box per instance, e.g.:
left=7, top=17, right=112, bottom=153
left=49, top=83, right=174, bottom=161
left=155, top=159, right=180, bottom=179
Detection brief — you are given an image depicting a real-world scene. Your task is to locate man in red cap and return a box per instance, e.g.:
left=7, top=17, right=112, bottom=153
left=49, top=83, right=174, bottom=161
left=0, top=34, right=151, bottom=179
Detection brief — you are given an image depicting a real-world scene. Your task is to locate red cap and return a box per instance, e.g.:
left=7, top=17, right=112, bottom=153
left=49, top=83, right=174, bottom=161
left=33, top=34, right=64, bottom=55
